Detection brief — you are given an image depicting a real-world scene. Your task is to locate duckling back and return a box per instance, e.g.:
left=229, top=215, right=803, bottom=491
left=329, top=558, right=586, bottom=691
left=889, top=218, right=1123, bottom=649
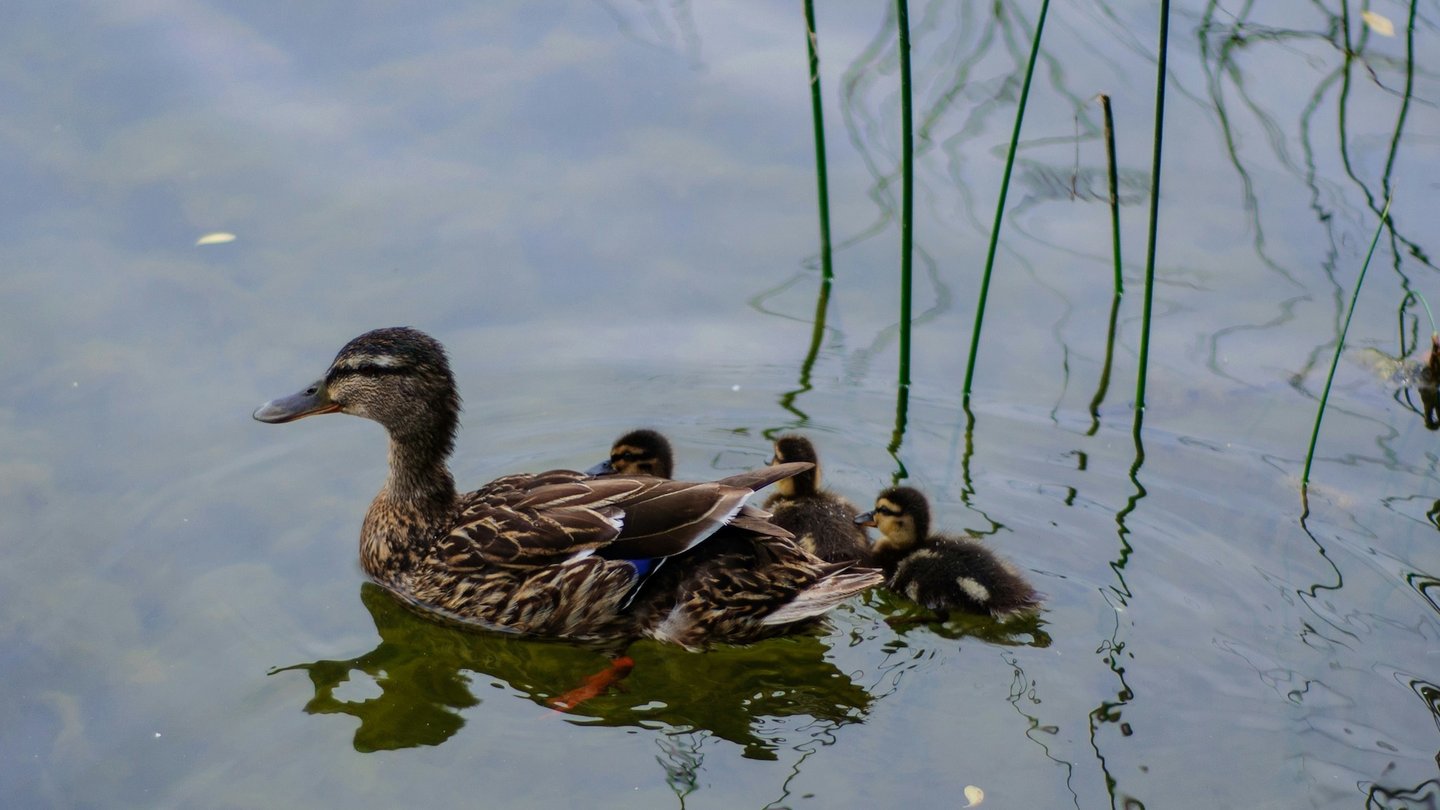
left=762, top=434, right=872, bottom=566
left=889, top=535, right=1041, bottom=620
left=765, top=493, right=873, bottom=566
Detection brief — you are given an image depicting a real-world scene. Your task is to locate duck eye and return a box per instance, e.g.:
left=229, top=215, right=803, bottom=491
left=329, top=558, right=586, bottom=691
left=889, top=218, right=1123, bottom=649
left=305, top=386, right=318, bottom=395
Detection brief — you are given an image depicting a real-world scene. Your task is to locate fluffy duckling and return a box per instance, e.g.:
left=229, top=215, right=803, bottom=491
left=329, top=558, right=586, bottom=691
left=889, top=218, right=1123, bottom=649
left=586, top=429, right=674, bottom=478
left=856, top=486, right=1041, bottom=621
left=254, top=327, right=882, bottom=649
left=763, top=435, right=872, bottom=566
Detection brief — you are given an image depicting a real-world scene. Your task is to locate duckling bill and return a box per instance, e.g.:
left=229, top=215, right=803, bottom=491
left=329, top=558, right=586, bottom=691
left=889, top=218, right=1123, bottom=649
left=254, top=327, right=882, bottom=649
left=856, top=486, right=1041, bottom=621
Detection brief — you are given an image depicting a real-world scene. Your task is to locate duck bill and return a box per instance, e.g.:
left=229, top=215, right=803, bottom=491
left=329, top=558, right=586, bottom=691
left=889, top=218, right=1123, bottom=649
left=853, top=511, right=877, bottom=528
left=253, top=379, right=339, bottom=423
left=585, top=459, right=617, bottom=476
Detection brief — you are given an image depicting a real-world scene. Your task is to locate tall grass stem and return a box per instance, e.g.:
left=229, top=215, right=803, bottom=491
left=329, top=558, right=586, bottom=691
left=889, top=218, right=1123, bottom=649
left=1134, top=0, right=1170, bottom=414
left=803, top=0, right=833, bottom=283
left=1099, top=94, right=1123, bottom=296
left=962, top=0, right=1052, bottom=399
left=1301, top=197, right=1393, bottom=489
left=896, top=0, right=914, bottom=391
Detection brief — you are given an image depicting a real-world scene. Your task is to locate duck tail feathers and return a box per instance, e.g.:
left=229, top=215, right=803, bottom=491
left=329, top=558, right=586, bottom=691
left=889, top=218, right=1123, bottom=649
left=715, top=462, right=813, bottom=492
left=727, top=504, right=793, bottom=539
left=761, top=566, right=884, bottom=625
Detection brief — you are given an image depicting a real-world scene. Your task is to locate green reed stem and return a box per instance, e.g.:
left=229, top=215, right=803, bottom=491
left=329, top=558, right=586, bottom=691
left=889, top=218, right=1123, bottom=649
left=962, top=0, right=1052, bottom=400
left=803, top=0, right=833, bottom=283
left=1301, top=196, right=1392, bottom=489
left=1134, top=0, right=1169, bottom=415
left=896, top=0, right=914, bottom=391
left=1099, top=94, right=1123, bottom=296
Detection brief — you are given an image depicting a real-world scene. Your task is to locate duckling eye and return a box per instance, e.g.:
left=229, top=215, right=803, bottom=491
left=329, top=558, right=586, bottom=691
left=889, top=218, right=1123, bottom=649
left=305, top=385, right=318, bottom=395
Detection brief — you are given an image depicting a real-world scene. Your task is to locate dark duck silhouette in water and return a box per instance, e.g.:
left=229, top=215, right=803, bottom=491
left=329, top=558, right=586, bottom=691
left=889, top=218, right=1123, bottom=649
left=762, top=435, right=873, bottom=567
left=856, top=486, right=1041, bottom=622
left=253, top=327, right=882, bottom=652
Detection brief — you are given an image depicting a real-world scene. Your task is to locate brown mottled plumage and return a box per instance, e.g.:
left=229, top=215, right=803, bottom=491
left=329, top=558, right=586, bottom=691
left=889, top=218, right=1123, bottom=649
left=763, top=435, right=872, bottom=566
left=856, top=487, right=1041, bottom=621
left=254, top=328, right=882, bottom=649
left=585, top=429, right=885, bottom=646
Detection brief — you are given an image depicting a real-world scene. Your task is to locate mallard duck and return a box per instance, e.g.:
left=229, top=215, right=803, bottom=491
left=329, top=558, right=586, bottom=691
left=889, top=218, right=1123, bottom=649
left=586, top=429, right=674, bottom=478
left=855, top=486, right=1041, bottom=621
left=254, top=327, right=882, bottom=650
left=762, top=434, right=872, bottom=566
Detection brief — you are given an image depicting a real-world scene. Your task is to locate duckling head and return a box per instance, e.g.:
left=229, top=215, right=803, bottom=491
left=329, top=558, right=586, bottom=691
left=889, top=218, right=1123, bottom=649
left=855, top=486, right=931, bottom=554
left=253, top=326, right=461, bottom=456
left=587, top=429, right=674, bottom=478
left=768, top=434, right=821, bottom=497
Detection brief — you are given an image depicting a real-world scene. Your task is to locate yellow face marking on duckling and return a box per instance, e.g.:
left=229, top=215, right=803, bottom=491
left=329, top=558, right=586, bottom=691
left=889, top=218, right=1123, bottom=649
left=609, top=444, right=656, bottom=476
left=868, top=498, right=918, bottom=551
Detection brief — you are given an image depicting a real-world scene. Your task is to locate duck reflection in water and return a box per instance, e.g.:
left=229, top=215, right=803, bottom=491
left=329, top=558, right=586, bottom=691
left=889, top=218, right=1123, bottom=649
left=272, top=583, right=874, bottom=757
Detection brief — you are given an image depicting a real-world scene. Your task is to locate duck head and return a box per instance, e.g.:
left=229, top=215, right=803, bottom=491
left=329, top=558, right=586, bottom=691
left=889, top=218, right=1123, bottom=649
left=854, top=485, right=931, bottom=554
left=587, top=429, right=675, bottom=478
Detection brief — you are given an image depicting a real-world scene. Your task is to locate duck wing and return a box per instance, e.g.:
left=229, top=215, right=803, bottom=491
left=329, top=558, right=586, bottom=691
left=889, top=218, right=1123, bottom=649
left=433, top=463, right=812, bottom=571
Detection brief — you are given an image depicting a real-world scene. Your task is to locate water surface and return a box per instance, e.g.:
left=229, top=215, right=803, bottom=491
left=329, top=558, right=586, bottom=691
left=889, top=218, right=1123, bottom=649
left=3, top=2, right=1439, bottom=808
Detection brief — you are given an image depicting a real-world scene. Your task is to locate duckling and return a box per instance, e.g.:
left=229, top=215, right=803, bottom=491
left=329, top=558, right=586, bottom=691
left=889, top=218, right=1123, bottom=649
left=254, top=327, right=883, bottom=649
left=586, top=429, right=674, bottom=478
left=762, top=435, right=872, bottom=566
left=855, top=486, right=1041, bottom=621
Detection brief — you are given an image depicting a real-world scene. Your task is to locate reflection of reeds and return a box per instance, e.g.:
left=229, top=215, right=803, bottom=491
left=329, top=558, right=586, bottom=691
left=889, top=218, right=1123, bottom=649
left=962, top=0, right=1053, bottom=399
left=1200, top=1, right=1430, bottom=389
left=1087, top=293, right=1122, bottom=436
left=1301, top=197, right=1393, bottom=491
left=1397, top=290, right=1436, bottom=357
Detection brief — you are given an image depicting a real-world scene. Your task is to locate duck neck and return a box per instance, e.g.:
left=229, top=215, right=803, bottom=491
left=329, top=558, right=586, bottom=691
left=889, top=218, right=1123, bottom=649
left=775, top=466, right=817, bottom=498
left=383, top=427, right=457, bottom=503
left=360, top=425, right=458, bottom=576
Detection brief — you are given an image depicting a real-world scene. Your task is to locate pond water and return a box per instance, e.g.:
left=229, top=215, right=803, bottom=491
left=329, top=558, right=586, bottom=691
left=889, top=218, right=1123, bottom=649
left=4, top=1, right=1439, bottom=808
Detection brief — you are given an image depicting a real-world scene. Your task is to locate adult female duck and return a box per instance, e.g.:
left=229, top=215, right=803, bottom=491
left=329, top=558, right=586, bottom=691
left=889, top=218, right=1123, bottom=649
left=254, top=327, right=880, bottom=649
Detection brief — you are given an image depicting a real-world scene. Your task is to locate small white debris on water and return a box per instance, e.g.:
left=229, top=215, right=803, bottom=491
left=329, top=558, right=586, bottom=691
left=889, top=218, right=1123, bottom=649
left=195, top=232, right=237, bottom=246
left=963, top=785, right=984, bottom=806
left=1362, top=10, right=1395, bottom=36
left=731, top=385, right=741, bottom=391
left=154, top=732, right=162, bottom=738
